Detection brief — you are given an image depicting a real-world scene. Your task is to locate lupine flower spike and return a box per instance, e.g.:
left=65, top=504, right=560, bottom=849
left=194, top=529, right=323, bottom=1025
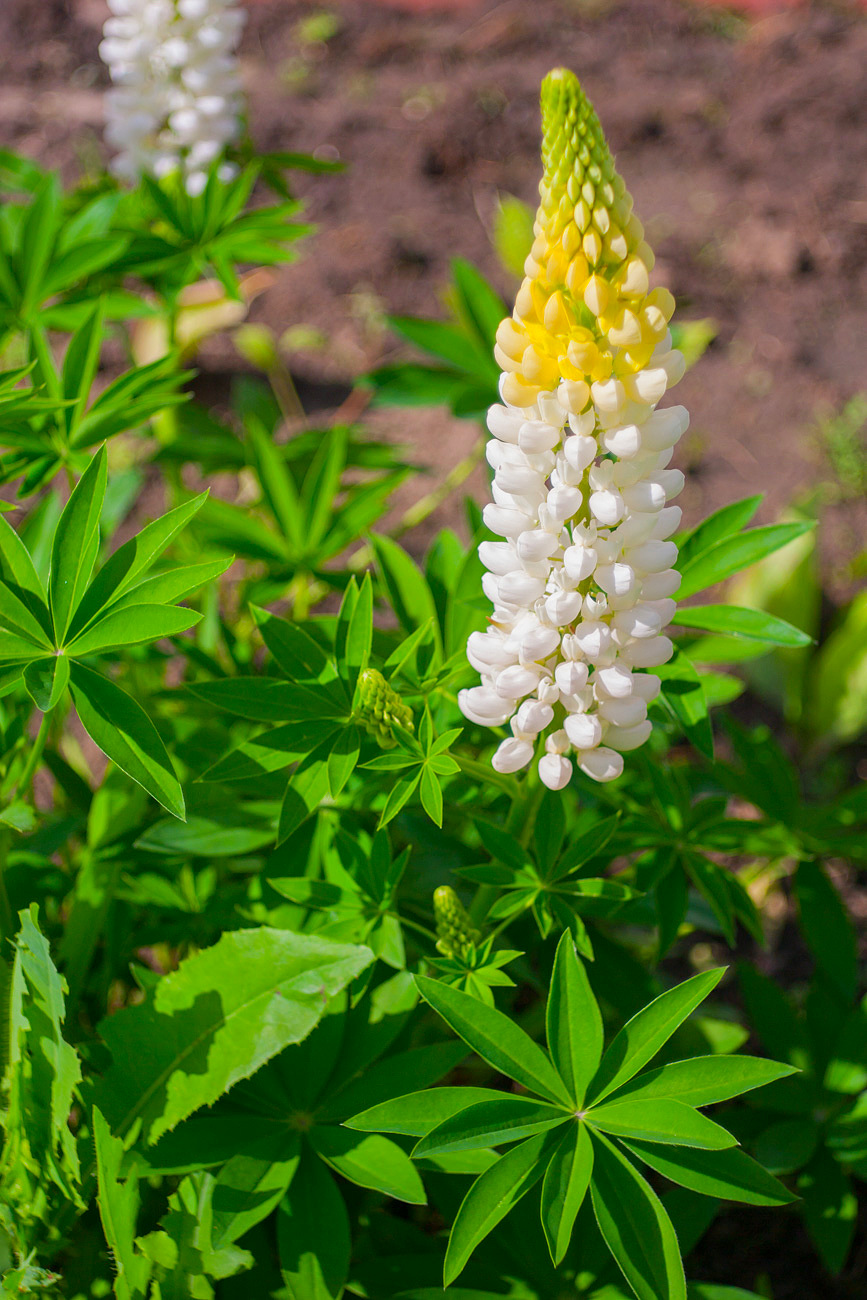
left=459, top=68, right=688, bottom=791
left=100, top=0, right=246, bottom=196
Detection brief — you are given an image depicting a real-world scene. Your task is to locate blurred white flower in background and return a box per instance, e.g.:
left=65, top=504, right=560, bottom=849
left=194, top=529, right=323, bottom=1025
left=100, top=0, right=246, bottom=196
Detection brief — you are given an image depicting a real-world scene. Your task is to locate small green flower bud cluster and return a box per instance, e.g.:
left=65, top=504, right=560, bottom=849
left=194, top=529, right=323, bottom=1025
left=356, top=668, right=413, bottom=750
left=434, top=886, right=482, bottom=960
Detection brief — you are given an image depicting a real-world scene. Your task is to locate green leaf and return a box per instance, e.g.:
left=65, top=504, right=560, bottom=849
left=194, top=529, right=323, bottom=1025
left=587, top=1098, right=736, bottom=1149
left=93, top=928, right=373, bottom=1145
left=311, top=1127, right=426, bottom=1204
left=188, top=677, right=346, bottom=723
left=370, top=533, right=441, bottom=650
left=23, top=654, right=69, bottom=711
left=1, top=906, right=82, bottom=1203
left=345, top=1086, right=495, bottom=1137
left=588, top=969, right=725, bottom=1104
left=69, top=661, right=185, bottom=819
left=278, top=740, right=334, bottom=844
left=0, top=582, right=52, bottom=649
left=670, top=604, right=811, bottom=647
left=67, top=603, right=201, bottom=655
left=450, top=258, right=505, bottom=352
left=546, top=933, right=603, bottom=1108
left=246, top=414, right=302, bottom=550
left=0, top=514, right=47, bottom=604
left=443, top=1130, right=557, bottom=1287
left=326, top=726, right=360, bottom=799
left=540, top=1122, right=594, bottom=1266
left=415, top=975, right=571, bottom=1106
left=798, top=1150, right=858, bottom=1274
left=66, top=492, right=208, bottom=638
left=413, top=1096, right=568, bottom=1157
left=251, top=605, right=332, bottom=682
left=675, top=497, right=762, bottom=574
left=48, top=444, right=107, bottom=642
left=589, top=1132, right=686, bottom=1300
left=794, top=860, right=857, bottom=1000
left=656, top=648, right=714, bottom=761
left=93, top=1107, right=152, bottom=1300
left=278, top=1148, right=350, bottom=1300
left=608, top=1055, right=799, bottom=1108
left=677, top=521, right=815, bottom=601
left=624, top=1140, right=798, bottom=1207
left=492, top=193, right=535, bottom=280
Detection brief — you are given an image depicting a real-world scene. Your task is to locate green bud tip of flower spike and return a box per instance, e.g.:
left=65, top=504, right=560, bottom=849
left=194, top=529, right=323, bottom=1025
left=434, top=886, right=482, bottom=959
left=356, top=667, right=413, bottom=750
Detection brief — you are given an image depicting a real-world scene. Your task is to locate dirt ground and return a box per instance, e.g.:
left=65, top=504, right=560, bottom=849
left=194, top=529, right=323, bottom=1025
left=2, top=0, right=867, bottom=577
left=1, top=3, right=866, bottom=1295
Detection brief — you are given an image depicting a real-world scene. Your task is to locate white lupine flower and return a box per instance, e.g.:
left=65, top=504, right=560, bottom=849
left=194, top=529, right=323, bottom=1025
left=100, top=0, right=245, bottom=195
left=458, top=68, right=691, bottom=790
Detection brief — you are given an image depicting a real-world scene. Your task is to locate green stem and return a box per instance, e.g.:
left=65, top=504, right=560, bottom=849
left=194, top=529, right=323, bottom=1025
left=17, top=712, right=51, bottom=803
left=393, top=434, right=486, bottom=538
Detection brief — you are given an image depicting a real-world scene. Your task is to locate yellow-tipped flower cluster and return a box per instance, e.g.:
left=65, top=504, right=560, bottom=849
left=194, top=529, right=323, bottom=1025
left=459, top=69, right=688, bottom=790
left=495, top=70, right=680, bottom=413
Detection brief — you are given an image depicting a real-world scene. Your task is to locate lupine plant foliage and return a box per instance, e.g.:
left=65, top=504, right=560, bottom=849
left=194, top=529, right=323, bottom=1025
left=0, top=36, right=863, bottom=1300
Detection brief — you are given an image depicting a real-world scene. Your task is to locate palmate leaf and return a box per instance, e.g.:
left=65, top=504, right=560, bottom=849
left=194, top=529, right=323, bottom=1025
left=93, top=929, right=373, bottom=1146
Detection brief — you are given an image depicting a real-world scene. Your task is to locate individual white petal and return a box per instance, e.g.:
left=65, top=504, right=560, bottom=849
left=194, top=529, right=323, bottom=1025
left=589, top=488, right=624, bottom=526
left=466, top=631, right=514, bottom=674
left=651, top=505, right=682, bottom=539
left=492, top=737, right=534, bottom=773
left=620, top=635, right=674, bottom=668
left=656, top=468, right=685, bottom=500
left=518, top=420, right=561, bottom=453
left=594, top=664, right=634, bottom=699
left=545, top=589, right=583, bottom=625
left=545, top=728, right=571, bottom=754
left=458, top=686, right=515, bottom=727
left=546, top=484, right=583, bottom=523
left=621, top=479, right=667, bottom=513
left=573, top=620, right=612, bottom=662
left=538, top=753, right=573, bottom=790
left=597, top=695, right=647, bottom=728
left=604, top=720, right=653, bottom=752
left=631, top=673, right=661, bottom=701
left=516, top=529, right=560, bottom=563
left=497, top=571, right=547, bottom=606
left=577, top=747, right=624, bottom=782
left=641, top=404, right=689, bottom=451
left=495, top=664, right=542, bottom=700
left=515, top=699, right=554, bottom=735
left=612, top=604, right=663, bottom=640
left=601, top=424, right=642, bottom=458
left=627, top=540, right=678, bottom=574
left=562, top=433, right=597, bottom=474
left=519, top=625, right=561, bottom=662
left=487, top=403, right=523, bottom=442
left=595, top=562, right=637, bottom=598
left=537, top=676, right=560, bottom=705
left=478, top=540, right=520, bottom=576
left=641, top=569, right=681, bottom=599
left=564, top=711, right=603, bottom=750
left=496, top=462, right=545, bottom=495
left=483, top=503, right=534, bottom=538
left=555, top=660, right=589, bottom=695
left=563, top=543, right=598, bottom=582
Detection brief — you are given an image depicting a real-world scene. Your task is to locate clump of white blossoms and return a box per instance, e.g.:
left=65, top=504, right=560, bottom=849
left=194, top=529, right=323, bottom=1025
left=100, top=0, right=246, bottom=197
left=459, top=68, right=688, bottom=792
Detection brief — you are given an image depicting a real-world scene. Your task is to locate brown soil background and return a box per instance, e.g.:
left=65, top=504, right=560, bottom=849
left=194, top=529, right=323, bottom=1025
left=2, top=1, right=867, bottom=578
left=2, top=1, right=867, bottom=1295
